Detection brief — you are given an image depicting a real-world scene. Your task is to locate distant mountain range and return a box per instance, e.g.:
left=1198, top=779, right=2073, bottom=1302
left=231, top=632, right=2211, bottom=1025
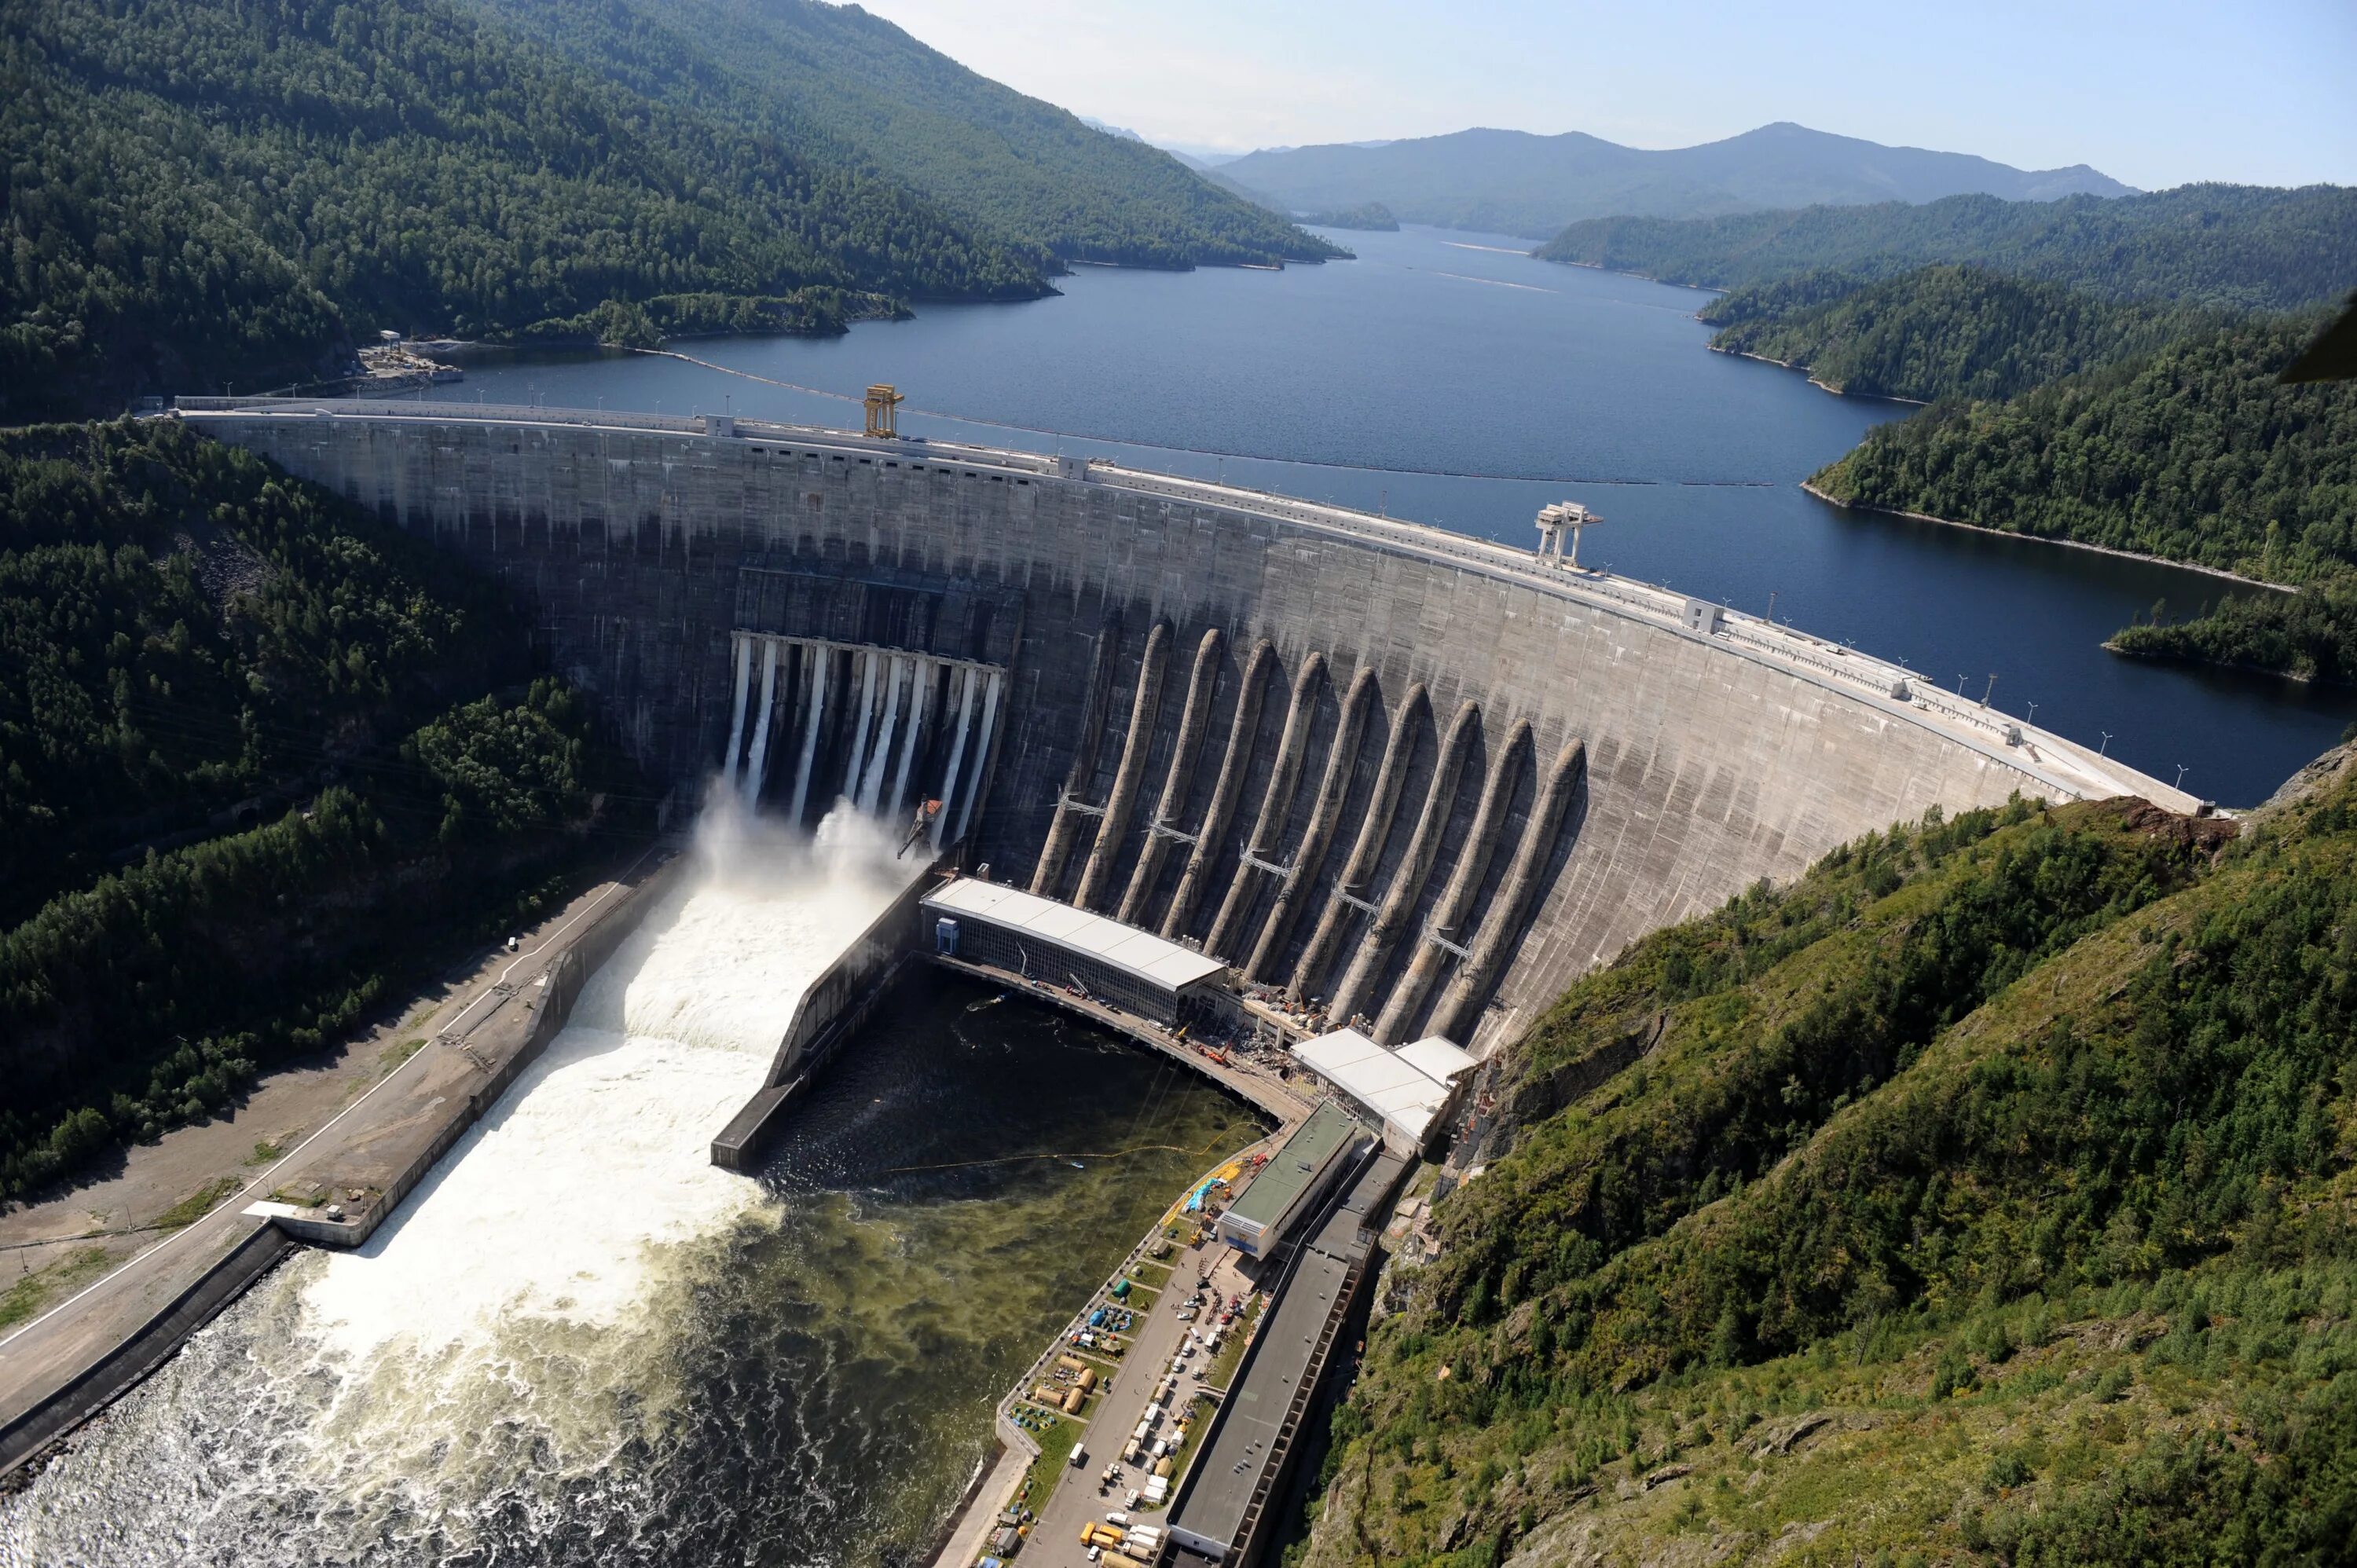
left=1217, top=122, right=2134, bottom=236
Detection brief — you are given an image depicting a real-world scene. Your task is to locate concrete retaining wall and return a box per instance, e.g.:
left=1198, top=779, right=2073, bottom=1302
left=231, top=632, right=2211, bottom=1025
left=0, top=1222, right=293, bottom=1476
left=0, top=850, right=694, bottom=1476
left=181, top=402, right=2181, bottom=1055
left=276, top=851, right=690, bottom=1248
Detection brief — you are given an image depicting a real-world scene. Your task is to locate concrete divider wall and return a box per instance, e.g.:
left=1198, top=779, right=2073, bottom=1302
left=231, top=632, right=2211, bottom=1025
left=184, top=405, right=2178, bottom=1055
left=287, top=852, right=691, bottom=1249
left=712, top=857, right=946, bottom=1169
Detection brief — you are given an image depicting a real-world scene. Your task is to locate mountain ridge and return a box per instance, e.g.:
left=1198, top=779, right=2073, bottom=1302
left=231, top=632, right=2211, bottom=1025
left=1220, top=120, right=2132, bottom=236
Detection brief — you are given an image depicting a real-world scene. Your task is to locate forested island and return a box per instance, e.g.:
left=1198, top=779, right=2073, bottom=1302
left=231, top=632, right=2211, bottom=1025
left=1538, top=186, right=2357, bottom=683
left=2, top=0, right=1337, bottom=423
left=1292, top=764, right=2357, bottom=1565
left=0, top=420, right=646, bottom=1200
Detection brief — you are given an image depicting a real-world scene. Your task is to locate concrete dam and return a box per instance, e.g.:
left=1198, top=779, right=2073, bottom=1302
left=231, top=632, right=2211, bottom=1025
left=177, top=397, right=2190, bottom=1057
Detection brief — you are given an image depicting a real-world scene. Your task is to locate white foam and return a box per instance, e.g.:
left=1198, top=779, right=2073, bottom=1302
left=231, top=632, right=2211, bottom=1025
left=296, top=797, right=916, bottom=1363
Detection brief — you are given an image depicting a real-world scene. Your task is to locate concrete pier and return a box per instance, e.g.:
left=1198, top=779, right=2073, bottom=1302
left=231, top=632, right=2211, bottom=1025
left=1329, top=700, right=1480, bottom=1026
left=723, top=632, right=753, bottom=787
left=1164, top=639, right=1276, bottom=943
left=788, top=645, right=829, bottom=826
left=742, top=637, right=781, bottom=805
left=1120, top=628, right=1225, bottom=927
left=1204, top=651, right=1328, bottom=962
left=1033, top=615, right=1124, bottom=899
left=1433, top=738, right=1587, bottom=1042
left=1244, top=665, right=1379, bottom=984
left=1375, top=719, right=1533, bottom=1043
left=1077, top=618, right=1174, bottom=911
left=933, top=670, right=977, bottom=851
left=858, top=654, right=905, bottom=813
left=1291, top=683, right=1427, bottom=1002
left=841, top=650, right=879, bottom=802
left=955, top=670, right=1003, bottom=847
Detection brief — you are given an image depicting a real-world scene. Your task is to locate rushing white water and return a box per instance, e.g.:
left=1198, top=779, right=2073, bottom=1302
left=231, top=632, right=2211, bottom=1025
left=0, top=798, right=917, bottom=1566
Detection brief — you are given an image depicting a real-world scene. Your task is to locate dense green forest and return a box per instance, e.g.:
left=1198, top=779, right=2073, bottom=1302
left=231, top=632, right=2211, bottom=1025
left=1703, top=266, right=2233, bottom=404
left=2, top=0, right=1043, bottom=419
left=1537, top=184, right=2357, bottom=309
left=3, top=0, right=1332, bottom=421
left=2110, top=581, right=2357, bottom=687
left=1291, top=766, right=2357, bottom=1566
left=465, top=0, right=1342, bottom=273
left=1808, top=316, right=2357, bottom=584
left=0, top=420, right=519, bottom=921
left=1302, top=203, right=1401, bottom=232
left=0, top=420, right=643, bottom=1200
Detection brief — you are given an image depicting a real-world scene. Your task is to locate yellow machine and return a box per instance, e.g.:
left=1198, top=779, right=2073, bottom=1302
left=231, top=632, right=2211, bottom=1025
left=863, top=383, right=904, bottom=438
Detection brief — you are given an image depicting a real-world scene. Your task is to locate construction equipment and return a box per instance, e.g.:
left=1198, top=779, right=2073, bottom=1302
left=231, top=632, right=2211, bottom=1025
left=899, top=797, right=942, bottom=857
left=864, top=383, right=904, bottom=438
left=1534, top=500, right=1600, bottom=569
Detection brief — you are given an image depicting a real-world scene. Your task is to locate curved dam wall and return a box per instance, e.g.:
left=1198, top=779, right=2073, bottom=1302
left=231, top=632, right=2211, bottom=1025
left=176, top=400, right=2184, bottom=1056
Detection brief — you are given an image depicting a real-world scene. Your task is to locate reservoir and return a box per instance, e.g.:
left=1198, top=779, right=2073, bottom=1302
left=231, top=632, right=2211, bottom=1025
left=449, top=224, right=2353, bottom=808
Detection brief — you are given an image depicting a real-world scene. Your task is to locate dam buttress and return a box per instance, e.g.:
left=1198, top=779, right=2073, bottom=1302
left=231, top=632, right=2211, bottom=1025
left=173, top=398, right=2192, bottom=1055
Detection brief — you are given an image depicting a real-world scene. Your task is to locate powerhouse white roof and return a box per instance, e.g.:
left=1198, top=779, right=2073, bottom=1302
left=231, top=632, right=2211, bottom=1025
left=1290, top=1028, right=1464, bottom=1145
left=1398, top=1035, right=1478, bottom=1084
left=923, top=878, right=1230, bottom=993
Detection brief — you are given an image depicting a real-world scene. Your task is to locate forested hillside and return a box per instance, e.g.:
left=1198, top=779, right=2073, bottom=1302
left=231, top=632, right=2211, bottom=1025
left=1292, top=771, right=2357, bottom=1566
left=3, top=0, right=1042, bottom=419
left=1538, top=185, right=2357, bottom=309
left=0, top=419, right=645, bottom=1200
left=1808, top=316, right=2357, bottom=583
left=1703, top=266, right=2230, bottom=403
left=3, top=0, right=1334, bottom=423
left=465, top=0, right=1342, bottom=272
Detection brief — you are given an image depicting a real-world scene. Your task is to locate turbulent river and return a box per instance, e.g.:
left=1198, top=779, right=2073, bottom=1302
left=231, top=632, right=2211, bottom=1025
left=0, top=808, right=1260, bottom=1566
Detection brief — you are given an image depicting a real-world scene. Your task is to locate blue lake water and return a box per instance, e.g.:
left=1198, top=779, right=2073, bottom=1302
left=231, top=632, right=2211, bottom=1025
left=444, top=225, right=2355, bottom=807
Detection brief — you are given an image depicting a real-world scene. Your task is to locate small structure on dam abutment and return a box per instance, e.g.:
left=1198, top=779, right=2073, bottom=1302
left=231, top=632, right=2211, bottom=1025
left=169, top=397, right=2198, bottom=1063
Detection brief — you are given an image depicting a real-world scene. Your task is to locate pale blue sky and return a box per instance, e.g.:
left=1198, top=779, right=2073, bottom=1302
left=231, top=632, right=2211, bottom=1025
left=860, top=0, right=2355, bottom=190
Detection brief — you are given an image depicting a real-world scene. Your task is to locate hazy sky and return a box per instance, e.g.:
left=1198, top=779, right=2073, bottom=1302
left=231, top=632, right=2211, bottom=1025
left=856, top=0, right=2355, bottom=190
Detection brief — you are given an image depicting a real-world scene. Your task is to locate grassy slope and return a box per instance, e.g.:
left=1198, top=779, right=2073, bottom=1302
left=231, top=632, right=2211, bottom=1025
left=1292, top=773, right=2357, bottom=1566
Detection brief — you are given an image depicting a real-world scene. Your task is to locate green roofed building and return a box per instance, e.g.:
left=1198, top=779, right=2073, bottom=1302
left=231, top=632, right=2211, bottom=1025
left=1216, top=1101, right=1366, bottom=1258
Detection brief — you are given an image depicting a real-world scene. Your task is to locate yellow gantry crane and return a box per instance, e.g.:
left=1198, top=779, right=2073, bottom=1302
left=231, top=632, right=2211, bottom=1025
left=863, top=383, right=904, bottom=438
